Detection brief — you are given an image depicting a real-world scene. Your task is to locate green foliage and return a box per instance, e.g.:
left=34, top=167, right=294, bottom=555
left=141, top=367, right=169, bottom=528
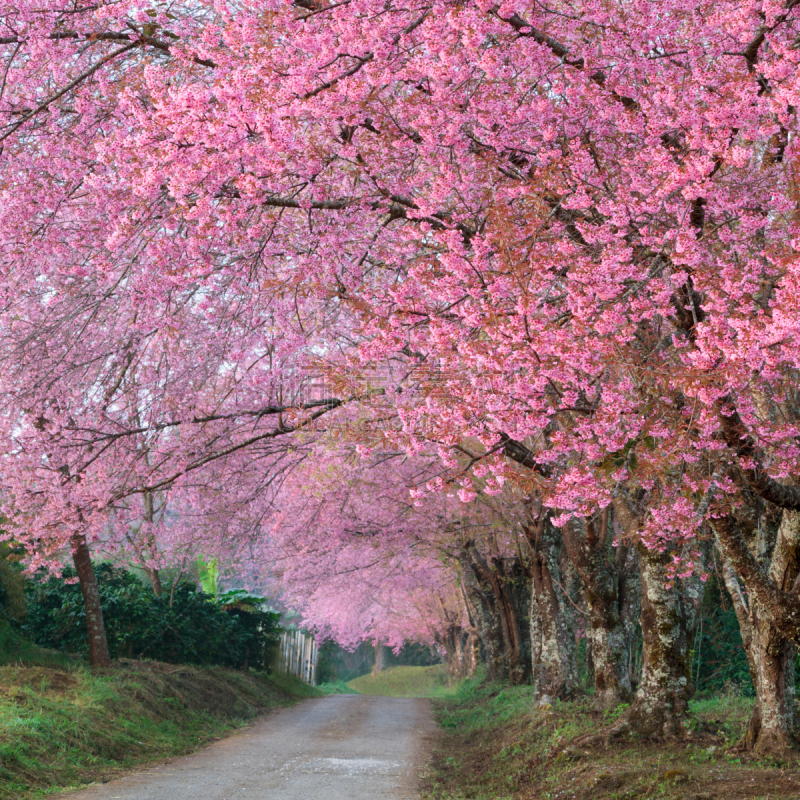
left=0, top=544, right=26, bottom=625
left=691, top=571, right=753, bottom=696
left=197, top=555, right=219, bottom=599
left=435, top=673, right=539, bottom=734
left=316, top=679, right=359, bottom=694
left=316, top=639, right=439, bottom=683
left=22, top=563, right=281, bottom=670
left=217, top=587, right=269, bottom=610
left=266, top=670, right=325, bottom=698
left=423, top=678, right=785, bottom=800
left=394, top=641, right=442, bottom=667
left=316, top=639, right=375, bottom=682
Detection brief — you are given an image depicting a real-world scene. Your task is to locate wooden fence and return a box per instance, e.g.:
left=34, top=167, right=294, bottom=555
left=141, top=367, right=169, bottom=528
left=277, top=629, right=318, bottom=686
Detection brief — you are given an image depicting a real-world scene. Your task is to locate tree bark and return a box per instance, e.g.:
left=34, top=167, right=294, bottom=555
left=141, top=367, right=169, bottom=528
left=562, top=513, right=640, bottom=710
left=460, top=552, right=506, bottom=680
left=524, top=517, right=580, bottom=699
left=145, top=566, right=163, bottom=597
left=459, top=545, right=529, bottom=684
left=463, top=627, right=480, bottom=677
left=373, top=643, right=391, bottom=674
left=594, top=497, right=707, bottom=740
left=70, top=533, right=112, bottom=668
left=439, top=625, right=480, bottom=680
left=714, top=512, right=800, bottom=643
left=717, top=510, right=800, bottom=754
left=143, top=491, right=163, bottom=596
left=743, top=620, right=797, bottom=753
left=618, top=544, right=703, bottom=736
left=438, top=625, right=457, bottom=677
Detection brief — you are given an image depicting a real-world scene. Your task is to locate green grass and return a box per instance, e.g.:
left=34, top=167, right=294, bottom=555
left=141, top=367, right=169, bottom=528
left=267, top=670, right=325, bottom=698
left=347, top=665, right=460, bottom=698
left=0, top=624, right=74, bottom=670
left=423, top=680, right=800, bottom=800
left=317, top=679, right=360, bottom=694
left=0, top=654, right=317, bottom=800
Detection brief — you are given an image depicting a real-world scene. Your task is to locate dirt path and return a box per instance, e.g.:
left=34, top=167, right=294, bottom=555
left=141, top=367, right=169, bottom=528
left=57, top=694, right=436, bottom=800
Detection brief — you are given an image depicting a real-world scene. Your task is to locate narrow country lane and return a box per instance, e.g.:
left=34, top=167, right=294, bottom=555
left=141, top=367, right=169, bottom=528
left=56, top=695, right=436, bottom=800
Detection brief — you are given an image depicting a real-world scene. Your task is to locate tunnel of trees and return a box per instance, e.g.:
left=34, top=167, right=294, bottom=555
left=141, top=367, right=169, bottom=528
left=2, top=0, right=800, bottom=757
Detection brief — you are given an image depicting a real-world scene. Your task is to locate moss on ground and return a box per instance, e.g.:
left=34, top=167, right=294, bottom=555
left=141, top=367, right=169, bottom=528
left=422, top=680, right=800, bottom=800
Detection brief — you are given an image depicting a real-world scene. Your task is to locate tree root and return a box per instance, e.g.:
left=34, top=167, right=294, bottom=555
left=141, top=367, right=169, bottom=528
left=571, top=701, right=696, bottom=748
left=731, top=704, right=800, bottom=757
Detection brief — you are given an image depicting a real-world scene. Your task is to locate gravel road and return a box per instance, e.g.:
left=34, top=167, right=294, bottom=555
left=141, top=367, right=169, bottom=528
left=57, top=694, right=436, bottom=800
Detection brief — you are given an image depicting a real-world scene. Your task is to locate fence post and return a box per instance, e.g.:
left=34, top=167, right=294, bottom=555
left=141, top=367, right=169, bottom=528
left=277, top=629, right=318, bottom=686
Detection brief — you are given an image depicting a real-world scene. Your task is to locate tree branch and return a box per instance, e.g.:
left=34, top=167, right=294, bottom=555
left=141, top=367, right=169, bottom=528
left=712, top=514, right=800, bottom=644
left=716, top=396, right=800, bottom=510
left=0, top=42, right=139, bottom=142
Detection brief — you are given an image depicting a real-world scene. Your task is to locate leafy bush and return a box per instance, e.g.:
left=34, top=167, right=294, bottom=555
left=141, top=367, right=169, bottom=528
left=23, top=563, right=281, bottom=670
left=0, top=544, right=26, bottom=625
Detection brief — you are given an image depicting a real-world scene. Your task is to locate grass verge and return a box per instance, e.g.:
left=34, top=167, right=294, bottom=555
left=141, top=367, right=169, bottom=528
left=0, top=630, right=319, bottom=799
left=317, top=679, right=360, bottom=695
left=0, top=625, right=74, bottom=671
left=348, top=665, right=460, bottom=698
left=422, top=681, right=800, bottom=800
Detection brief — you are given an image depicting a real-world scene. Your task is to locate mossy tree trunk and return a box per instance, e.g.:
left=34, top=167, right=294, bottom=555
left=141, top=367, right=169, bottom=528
left=596, top=497, right=707, bottom=740
left=717, top=509, right=800, bottom=754
left=562, top=512, right=640, bottom=710
left=70, top=533, right=111, bottom=668
left=373, top=643, right=391, bottom=674
left=459, top=545, right=529, bottom=684
left=143, top=491, right=163, bottom=596
left=524, top=516, right=580, bottom=700
left=439, top=625, right=480, bottom=680
left=617, top=545, right=703, bottom=736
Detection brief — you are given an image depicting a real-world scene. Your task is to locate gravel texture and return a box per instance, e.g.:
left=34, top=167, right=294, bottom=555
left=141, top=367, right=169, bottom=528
left=56, top=694, right=436, bottom=800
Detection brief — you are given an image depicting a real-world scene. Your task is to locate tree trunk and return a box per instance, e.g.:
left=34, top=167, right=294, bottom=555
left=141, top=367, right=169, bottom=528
left=440, top=626, right=480, bottom=680
left=373, top=643, right=391, bottom=674
left=597, top=497, right=707, bottom=740
left=588, top=598, right=636, bottom=709
left=461, top=554, right=506, bottom=680
left=143, top=491, right=162, bottom=596
left=744, top=619, right=797, bottom=753
left=717, top=510, right=800, bottom=754
left=450, top=628, right=465, bottom=679
left=524, top=517, right=580, bottom=699
left=438, top=625, right=459, bottom=678
left=464, top=627, right=480, bottom=677
left=562, top=514, right=640, bottom=710
left=459, top=545, right=529, bottom=684
left=70, top=533, right=112, bottom=668
left=146, top=567, right=163, bottom=597
left=444, top=586, right=480, bottom=680
left=618, top=546, right=701, bottom=735
left=497, top=555, right=531, bottom=684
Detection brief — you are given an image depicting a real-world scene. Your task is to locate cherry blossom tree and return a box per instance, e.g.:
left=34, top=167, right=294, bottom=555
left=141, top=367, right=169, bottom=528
left=4, top=0, right=800, bottom=751
left=212, top=445, right=471, bottom=653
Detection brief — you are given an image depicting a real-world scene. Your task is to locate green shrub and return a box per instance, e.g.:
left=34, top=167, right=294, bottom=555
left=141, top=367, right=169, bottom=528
left=0, top=544, right=26, bottom=625
left=22, top=563, right=281, bottom=669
